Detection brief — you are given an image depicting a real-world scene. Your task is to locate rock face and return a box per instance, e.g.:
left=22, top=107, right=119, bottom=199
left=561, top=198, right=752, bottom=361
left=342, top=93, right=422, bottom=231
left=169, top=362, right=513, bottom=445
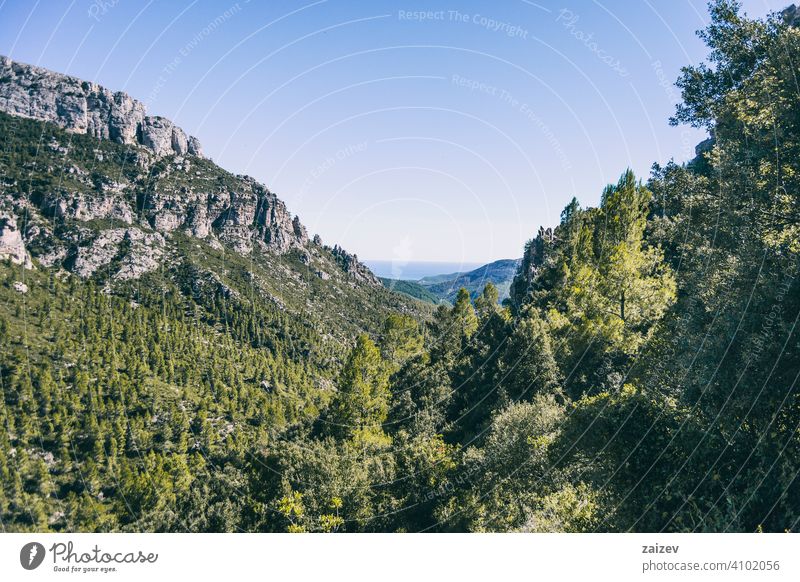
left=0, top=212, right=32, bottom=268
left=330, top=245, right=380, bottom=286
left=125, top=167, right=312, bottom=256
left=0, top=58, right=382, bottom=288
left=0, top=55, right=202, bottom=158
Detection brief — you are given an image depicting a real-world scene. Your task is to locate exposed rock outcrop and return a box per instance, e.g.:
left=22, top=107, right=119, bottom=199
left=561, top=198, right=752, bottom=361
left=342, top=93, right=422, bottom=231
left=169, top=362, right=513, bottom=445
left=43, top=191, right=133, bottom=224
left=70, top=228, right=165, bottom=279
left=0, top=212, right=32, bottom=268
left=330, top=244, right=380, bottom=286
left=125, top=167, right=312, bottom=255
left=0, top=56, right=202, bottom=158
left=0, top=59, right=381, bottom=287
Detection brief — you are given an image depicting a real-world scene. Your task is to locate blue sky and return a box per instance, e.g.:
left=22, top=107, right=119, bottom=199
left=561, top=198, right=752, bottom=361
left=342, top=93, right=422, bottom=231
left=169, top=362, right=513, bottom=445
left=0, top=0, right=787, bottom=262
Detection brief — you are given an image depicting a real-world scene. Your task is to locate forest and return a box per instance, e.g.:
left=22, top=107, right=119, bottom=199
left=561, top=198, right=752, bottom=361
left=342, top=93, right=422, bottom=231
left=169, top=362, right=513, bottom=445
left=0, top=0, right=799, bottom=532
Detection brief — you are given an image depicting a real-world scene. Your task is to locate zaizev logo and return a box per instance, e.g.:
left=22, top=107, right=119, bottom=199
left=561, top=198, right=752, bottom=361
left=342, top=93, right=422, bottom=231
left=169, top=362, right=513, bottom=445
left=20, top=542, right=46, bottom=570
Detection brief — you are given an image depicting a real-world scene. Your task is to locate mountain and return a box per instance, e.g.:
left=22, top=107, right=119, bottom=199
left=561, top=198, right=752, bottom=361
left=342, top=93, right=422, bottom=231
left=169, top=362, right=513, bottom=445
left=381, top=258, right=521, bottom=304
left=379, top=277, right=441, bottom=304
left=1, top=4, right=798, bottom=536
left=0, top=57, right=441, bottom=531
left=0, top=57, right=431, bottom=348
left=0, top=56, right=203, bottom=158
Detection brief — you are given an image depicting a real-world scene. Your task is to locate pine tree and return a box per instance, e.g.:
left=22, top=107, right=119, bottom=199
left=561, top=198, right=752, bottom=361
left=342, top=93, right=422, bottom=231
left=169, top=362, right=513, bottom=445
left=327, top=335, right=390, bottom=440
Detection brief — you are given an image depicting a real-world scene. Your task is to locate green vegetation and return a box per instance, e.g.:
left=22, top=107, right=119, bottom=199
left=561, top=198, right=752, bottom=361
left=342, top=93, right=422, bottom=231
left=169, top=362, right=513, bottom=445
left=1, top=1, right=798, bottom=532
left=421, top=259, right=520, bottom=303
left=379, top=278, right=442, bottom=304
left=381, top=258, right=520, bottom=304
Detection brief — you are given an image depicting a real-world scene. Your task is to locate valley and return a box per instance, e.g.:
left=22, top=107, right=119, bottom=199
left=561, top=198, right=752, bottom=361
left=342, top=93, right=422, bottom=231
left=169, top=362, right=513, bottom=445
left=0, top=2, right=799, bottom=534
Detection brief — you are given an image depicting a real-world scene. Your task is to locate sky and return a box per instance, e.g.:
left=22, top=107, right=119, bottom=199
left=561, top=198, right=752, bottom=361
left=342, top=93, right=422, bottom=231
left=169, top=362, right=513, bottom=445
left=0, top=0, right=789, bottom=263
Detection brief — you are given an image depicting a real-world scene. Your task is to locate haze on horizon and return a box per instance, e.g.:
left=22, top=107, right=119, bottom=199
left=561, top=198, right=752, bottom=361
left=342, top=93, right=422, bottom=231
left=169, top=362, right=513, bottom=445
left=0, top=0, right=786, bottom=262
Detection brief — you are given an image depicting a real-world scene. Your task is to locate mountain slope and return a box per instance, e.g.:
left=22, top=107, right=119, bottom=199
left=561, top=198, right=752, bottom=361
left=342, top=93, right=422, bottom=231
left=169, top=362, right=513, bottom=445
left=0, top=60, right=434, bottom=532
left=0, top=111, right=429, bottom=326
left=0, top=58, right=433, bottom=348
left=381, top=258, right=520, bottom=304
left=379, top=277, right=442, bottom=304
left=422, top=259, right=520, bottom=302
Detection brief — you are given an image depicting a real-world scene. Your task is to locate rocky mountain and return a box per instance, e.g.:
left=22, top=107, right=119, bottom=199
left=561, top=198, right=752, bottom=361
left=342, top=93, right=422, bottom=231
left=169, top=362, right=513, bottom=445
left=0, top=57, right=382, bottom=276
left=0, top=56, right=202, bottom=157
left=0, top=59, right=425, bottom=342
left=0, top=108, right=318, bottom=278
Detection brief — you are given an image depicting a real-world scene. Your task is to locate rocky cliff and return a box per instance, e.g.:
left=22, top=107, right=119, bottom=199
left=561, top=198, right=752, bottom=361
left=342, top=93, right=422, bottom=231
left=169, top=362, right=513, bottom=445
left=0, top=58, right=380, bottom=289
left=0, top=212, right=31, bottom=268
left=0, top=56, right=202, bottom=157
left=0, top=122, right=315, bottom=278
left=330, top=245, right=381, bottom=286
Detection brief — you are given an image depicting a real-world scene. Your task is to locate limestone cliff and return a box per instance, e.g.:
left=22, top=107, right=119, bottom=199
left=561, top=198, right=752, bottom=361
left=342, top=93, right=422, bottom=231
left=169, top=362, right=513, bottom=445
left=0, top=57, right=380, bottom=287
left=0, top=56, right=202, bottom=157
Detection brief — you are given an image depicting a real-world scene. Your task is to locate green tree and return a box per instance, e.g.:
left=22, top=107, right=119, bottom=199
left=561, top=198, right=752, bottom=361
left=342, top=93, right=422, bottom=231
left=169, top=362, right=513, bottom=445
left=538, top=171, right=676, bottom=395
left=327, top=335, right=390, bottom=440
left=379, top=314, right=423, bottom=371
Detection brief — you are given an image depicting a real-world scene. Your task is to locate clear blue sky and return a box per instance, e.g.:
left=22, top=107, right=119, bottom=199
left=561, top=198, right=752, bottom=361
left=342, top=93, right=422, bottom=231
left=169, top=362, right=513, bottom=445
left=0, top=0, right=786, bottom=262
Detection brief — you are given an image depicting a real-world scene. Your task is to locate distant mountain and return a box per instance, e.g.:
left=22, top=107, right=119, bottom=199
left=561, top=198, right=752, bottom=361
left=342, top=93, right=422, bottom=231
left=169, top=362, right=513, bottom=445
left=364, top=260, right=482, bottom=281
left=379, top=277, right=442, bottom=304
left=382, top=258, right=521, bottom=304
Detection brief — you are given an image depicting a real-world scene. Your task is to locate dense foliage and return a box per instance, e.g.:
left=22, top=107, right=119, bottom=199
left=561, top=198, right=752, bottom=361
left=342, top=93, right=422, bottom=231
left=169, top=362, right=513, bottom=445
left=1, top=0, right=798, bottom=532
left=379, top=278, right=442, bottom=304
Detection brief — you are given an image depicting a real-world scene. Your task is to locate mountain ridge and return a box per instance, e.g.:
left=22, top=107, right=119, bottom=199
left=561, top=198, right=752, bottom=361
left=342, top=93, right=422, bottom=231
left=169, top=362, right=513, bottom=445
left=0, top=56, right=385, bottom=291
left=0, top=55, right=203, bottom=158
left=381, top=258, right=521, bottom=303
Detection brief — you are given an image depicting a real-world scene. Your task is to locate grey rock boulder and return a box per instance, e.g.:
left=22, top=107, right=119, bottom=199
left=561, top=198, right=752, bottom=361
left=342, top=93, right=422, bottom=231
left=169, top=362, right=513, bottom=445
left=0, top=212, right=32, bottom=268
left=71, top=228, right=165, bottom=279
